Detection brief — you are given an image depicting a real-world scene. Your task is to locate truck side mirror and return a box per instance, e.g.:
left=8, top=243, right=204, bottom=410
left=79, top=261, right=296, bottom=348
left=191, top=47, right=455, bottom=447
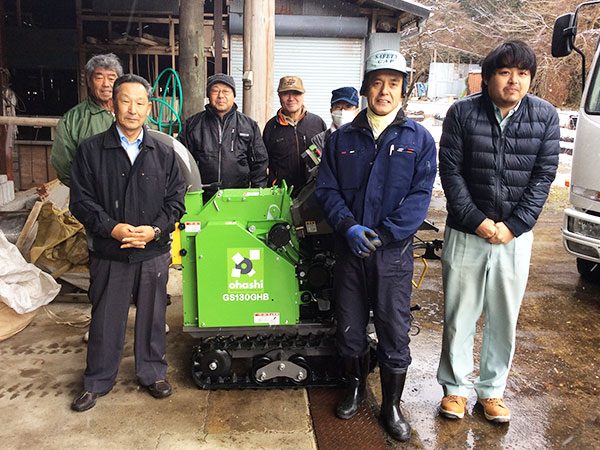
left=552, top=13, right=576, bottom=57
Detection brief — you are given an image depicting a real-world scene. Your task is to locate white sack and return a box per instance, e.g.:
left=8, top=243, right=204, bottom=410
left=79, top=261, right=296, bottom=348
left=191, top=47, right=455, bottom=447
left=0, top=230, right=60, bottom=314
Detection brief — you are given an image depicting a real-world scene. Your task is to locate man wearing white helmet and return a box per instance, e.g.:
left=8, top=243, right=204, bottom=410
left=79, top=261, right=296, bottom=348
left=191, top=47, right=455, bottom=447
left=315, top=50, right=436, bottom=442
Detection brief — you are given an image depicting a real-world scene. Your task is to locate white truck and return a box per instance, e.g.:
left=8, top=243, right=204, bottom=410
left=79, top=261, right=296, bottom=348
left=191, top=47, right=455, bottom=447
left=553, top=2, right=600, bottom=281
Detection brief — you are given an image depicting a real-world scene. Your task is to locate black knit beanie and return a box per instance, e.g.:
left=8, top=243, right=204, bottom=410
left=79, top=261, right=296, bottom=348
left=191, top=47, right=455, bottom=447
left=206, top=73, right=236, bottom=97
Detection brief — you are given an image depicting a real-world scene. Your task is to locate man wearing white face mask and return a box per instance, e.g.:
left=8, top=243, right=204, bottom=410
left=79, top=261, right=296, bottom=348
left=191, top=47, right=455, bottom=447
left=310, top=87, right=360, bottom=154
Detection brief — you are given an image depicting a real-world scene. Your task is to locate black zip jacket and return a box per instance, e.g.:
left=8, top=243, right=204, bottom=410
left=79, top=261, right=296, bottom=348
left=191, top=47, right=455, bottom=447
left=69, top=123, right=186, bottom=263
left=439, top=90, right=560, bottom=237
left=263, top=109, right=326, bottom=194
left=177, top=104, right=268, bottom=200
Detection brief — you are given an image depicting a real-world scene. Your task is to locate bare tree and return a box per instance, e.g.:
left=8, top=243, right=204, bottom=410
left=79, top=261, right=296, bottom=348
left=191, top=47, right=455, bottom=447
left=404, top=0, right=600, bottom=107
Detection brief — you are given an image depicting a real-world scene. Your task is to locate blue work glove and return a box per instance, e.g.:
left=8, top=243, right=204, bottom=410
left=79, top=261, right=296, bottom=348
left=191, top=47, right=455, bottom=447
left=370, top=236, right=382, bottom=248
left=345, top=225, right=381, bottom=258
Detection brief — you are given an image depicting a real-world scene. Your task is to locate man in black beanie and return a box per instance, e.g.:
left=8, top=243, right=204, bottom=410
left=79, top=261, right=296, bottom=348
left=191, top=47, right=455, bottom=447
left=178, top=73, right=268, bottom=202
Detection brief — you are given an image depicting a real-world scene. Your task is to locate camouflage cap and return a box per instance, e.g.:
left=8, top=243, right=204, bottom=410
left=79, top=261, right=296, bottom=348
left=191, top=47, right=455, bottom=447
left=277, top=76, right=306, bottom=93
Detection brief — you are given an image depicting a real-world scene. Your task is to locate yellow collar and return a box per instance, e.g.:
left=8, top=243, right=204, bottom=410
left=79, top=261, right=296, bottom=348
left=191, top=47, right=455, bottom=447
left=366, top=104, right=402, bottom=139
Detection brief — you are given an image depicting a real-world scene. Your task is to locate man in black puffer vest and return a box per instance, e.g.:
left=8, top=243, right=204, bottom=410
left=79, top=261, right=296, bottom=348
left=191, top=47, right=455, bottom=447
left=437, top=40, right=560, bottom=423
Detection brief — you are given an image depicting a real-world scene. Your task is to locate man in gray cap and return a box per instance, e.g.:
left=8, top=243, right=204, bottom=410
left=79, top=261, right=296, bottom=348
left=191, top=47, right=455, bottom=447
left=263, top=76, right=326, bottom=194
left=178, top=73, right=269, bottom=202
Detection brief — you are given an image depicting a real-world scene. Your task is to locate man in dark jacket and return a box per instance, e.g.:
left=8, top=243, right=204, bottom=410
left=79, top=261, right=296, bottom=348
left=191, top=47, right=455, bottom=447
left=69, top=74, right=186, bottom=412
left=437, top=40, right=560, bottom=423
left=264, top=76, right=326, bottom=194
left=316, top=50, right=436, bottom=442
left=177, top=73, right=268, bottom=202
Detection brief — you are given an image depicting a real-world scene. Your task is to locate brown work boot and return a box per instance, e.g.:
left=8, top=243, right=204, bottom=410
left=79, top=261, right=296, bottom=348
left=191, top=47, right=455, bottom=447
left=479, top=398, right=510, bottom=423
left=440, top=395, right=467, bottom=419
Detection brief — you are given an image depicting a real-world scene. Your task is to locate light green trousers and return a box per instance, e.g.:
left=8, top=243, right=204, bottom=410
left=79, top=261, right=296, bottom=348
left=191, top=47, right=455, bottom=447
left=437, top=226, right=533, bottom=399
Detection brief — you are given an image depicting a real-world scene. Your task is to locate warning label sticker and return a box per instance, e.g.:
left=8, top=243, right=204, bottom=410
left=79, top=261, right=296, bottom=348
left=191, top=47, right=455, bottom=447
left=185, top=221, right=201, bottom=233
left=254, top=312, right=280, bottom=325
left=305, top=220, right=318, bottom=233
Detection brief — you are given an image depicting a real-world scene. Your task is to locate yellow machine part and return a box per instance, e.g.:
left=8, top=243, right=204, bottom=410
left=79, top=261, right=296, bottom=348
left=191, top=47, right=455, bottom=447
left=171, top=223, right=182, bottom=265
left=412, top=255, right=428, bottom=289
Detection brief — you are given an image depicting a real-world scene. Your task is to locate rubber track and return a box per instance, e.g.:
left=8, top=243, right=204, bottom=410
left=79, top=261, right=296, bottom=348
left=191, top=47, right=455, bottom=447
left=191, top=331, right=346, bottom=389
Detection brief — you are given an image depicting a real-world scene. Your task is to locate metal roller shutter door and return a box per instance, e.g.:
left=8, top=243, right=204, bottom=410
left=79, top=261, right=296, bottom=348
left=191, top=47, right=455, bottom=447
left=230, top=35, right=364, bottom=126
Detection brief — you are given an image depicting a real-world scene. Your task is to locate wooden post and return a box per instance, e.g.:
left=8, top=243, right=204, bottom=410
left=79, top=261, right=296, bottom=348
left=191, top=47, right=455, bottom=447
left=0, top=0, right=13, bottom=180
left=169, top=17, right=176, bottom=70
left=75, top=0, right=87, bottom=102
left=179, top=0, right=205, bottom=120
left=214, top=0, right=223, bottom=74
left=371, top=9, right=378, bottom=33
left=242, top=0, right=275, bottom=129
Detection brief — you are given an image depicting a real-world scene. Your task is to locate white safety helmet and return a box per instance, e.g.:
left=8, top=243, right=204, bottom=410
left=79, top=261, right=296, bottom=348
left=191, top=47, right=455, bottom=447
left=360, top=50, right=408, bottom=95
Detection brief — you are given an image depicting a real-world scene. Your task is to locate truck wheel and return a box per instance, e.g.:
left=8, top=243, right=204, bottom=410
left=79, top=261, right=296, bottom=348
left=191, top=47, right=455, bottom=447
left=576, top=258, right=600, bottom=283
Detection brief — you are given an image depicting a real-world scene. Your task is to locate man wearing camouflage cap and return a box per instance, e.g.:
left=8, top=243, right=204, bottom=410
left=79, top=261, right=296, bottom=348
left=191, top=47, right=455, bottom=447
left=263, top=75, right=326, bottom=195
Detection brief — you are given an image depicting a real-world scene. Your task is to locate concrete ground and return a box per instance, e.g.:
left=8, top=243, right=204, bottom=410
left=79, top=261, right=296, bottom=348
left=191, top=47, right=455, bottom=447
left=1, top=190, right=599, bottom=449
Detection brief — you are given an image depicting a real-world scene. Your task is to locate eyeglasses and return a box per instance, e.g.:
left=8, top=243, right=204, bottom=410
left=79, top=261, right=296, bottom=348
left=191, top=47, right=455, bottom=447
left=210, top=88, right=234, bottom=97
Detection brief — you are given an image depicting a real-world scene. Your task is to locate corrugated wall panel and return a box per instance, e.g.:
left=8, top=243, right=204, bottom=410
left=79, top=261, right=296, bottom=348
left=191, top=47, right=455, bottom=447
left=230, top=35, right=245, bottom=107
left=231, top=35, right=364, bottom=126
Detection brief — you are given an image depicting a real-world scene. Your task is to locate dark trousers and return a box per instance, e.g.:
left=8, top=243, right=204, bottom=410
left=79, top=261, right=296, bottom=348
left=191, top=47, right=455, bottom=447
left=83, top=252, right=171, bottom=393
left=334, top=236, right=414, bottom=369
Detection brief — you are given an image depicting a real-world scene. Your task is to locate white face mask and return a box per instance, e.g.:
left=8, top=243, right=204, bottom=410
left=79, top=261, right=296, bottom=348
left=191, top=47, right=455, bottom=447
left=331, top=109, right=356, bottom=128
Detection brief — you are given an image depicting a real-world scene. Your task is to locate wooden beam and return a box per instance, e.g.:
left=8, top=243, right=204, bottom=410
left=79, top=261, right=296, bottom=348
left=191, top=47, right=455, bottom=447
left=81, top=15, right=180, bottom=24
left=0, top=116, right=59, bottom=127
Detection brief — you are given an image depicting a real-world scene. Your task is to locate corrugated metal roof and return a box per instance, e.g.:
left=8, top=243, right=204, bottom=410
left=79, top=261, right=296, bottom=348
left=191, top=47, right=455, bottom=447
left=364, top=0, right=431, bottom=19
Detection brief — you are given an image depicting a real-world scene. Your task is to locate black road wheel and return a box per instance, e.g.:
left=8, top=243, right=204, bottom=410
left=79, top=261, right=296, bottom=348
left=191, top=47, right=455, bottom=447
left=191, top=347, right=232, bottom=387
left=289, top=355, right=311, bottom=385
left=200, top=349, right=232, bottom=378
left=250, top=356, right=273, bottom=384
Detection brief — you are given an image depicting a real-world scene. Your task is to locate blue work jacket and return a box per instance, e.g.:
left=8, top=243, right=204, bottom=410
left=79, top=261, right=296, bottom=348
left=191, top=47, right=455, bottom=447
left=315, top=108, right=436, bottom=245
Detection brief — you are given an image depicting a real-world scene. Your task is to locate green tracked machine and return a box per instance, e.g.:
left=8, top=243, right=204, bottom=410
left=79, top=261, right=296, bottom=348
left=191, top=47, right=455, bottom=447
left=178, top=183, right=343, bottom=389
left=151, top=129, right=441, bottom=390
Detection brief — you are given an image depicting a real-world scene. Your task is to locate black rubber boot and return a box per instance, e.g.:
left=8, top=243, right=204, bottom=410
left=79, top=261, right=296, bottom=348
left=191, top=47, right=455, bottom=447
left=335, top=351, right=370, bottom=419
left=379, top=366, right=411, bottom=442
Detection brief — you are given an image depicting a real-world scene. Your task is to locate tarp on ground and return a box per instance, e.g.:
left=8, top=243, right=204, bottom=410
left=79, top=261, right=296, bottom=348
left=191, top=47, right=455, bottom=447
left=29, top=203, right=90, bottom=290
left=29, top=203, right=88, bottom=270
